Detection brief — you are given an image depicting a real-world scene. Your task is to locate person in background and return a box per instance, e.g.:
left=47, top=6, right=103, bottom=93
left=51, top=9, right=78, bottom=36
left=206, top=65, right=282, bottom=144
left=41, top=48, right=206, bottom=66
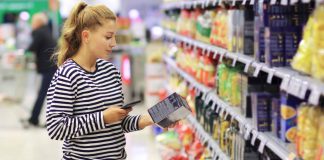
left=45, top=2, right=172, bottom=160
left=21, top=12, right=57, bottom=128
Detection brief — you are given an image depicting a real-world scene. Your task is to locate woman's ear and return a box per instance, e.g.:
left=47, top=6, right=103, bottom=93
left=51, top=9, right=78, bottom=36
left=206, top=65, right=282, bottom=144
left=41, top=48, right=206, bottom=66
left=81, top=30, right=90, bottom=44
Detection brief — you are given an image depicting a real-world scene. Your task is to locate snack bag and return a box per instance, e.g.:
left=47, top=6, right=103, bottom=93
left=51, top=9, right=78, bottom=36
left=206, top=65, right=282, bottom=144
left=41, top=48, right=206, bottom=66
left=303, top=107, right=322, bottom=160
left=296, top=105, right=310, bottom=157
left=291, top=16, right=314, bottom=75
left=316, top=115, right=324, bottom=160
left=311, top=5, right=324, bottom=80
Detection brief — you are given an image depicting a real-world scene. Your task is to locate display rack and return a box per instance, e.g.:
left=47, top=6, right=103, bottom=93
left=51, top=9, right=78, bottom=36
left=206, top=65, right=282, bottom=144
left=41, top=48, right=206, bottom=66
left=163, top=29, right=324, bottom=106
left=161, top=0, right=245, bottom=10
left=161, top=0, right=322, bottom=10
left=164, top=55, right=297, bottom=160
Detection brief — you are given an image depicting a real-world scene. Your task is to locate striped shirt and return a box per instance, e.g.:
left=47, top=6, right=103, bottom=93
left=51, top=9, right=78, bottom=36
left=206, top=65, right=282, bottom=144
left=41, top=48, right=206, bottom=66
left=46, top=59, right=141, bottom=160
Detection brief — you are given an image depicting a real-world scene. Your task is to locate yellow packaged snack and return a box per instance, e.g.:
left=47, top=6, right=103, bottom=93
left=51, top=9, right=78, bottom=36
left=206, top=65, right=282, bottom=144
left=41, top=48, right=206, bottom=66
left=296, top=105, right=310, bottom=157
left=316, top=115, right=324, bottom=160
left=312, top=5, right=324, bottom=80
left=291, top=16, right=314, bottom=75
left=220, top=120, right=230, bottom=151
left=303, top=106, right=322, bottom=160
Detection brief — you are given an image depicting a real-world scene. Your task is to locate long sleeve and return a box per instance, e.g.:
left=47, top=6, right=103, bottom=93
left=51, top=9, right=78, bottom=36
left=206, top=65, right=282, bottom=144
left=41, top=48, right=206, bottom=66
left=27, top=30, right=42, bottom=53
left=46, top=73, right=106, bottom=140
left=121, top=115, right=142, bottom=133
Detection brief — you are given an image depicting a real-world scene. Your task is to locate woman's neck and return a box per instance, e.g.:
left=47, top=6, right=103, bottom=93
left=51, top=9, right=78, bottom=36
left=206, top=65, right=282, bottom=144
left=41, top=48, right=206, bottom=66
left=72, top=48, right=97, bottom=72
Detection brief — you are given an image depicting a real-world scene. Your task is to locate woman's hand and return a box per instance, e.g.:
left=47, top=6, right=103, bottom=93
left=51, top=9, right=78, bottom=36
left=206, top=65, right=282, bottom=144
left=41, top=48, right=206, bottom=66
left=138, top=113, right=154, bottom=129
left=103, top=106, right=132, bottom=124
left=163, top=121, right=180, bottom=132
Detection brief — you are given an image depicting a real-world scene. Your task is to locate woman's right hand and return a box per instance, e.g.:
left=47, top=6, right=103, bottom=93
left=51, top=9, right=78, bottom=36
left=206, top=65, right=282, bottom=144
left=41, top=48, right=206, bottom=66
left=103, top=106, right=132, bottom=124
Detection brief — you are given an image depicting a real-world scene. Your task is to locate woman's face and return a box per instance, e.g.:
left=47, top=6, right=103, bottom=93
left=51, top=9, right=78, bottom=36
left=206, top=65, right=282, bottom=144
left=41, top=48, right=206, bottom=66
left=87, top=20, right=117, bottom=60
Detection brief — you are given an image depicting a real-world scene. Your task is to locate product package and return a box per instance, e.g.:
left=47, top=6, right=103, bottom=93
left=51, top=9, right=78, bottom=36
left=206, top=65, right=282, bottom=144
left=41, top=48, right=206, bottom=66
left=251, top=92, right=272, bottom=132
left=280, top=93, right=302, bottom=143
left=240, top=74, right=264, bottom=118
left=243, top=5, right=255, bottom=56
left=302, top=106, right=322, bottom=160
left=148, top=92, right=192, bottom=128
left=271, top=98, right=281, bottom=137
left=315, top=115, right=324, bottom=160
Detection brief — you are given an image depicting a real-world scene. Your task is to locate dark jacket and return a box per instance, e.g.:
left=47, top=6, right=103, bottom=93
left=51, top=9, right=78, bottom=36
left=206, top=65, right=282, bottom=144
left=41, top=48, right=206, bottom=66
left=28, top=25, right=57, bottom=73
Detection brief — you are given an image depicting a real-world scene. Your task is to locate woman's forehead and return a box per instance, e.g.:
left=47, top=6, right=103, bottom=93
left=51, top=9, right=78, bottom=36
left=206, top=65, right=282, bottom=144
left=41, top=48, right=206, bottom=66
left=99, top=20, right=116, bottom=33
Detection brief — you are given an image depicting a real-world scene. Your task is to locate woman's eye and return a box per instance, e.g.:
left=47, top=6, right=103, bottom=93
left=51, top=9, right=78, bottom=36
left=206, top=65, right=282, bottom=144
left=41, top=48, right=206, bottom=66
left=105, top=37, right=112, bottom=40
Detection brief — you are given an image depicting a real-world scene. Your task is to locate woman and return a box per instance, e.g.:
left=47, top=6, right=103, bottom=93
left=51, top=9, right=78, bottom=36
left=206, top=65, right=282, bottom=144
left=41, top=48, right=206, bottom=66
left=46, top=2, right=155, bottom=159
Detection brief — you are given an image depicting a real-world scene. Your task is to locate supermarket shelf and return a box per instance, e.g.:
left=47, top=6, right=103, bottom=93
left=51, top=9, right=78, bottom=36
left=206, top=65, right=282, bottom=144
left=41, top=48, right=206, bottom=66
left=163, top=29, right=324, bottom=106
left=161, top=0, right=246, bottom=10
left=164, top=55, right=297, bottom=160
left=165, top=85, right=230, bottom=160
left=164, top=55, right=213, bottom=95
left=206, top=93, right=297, bottom=160
left=186, top=115, right=230, bottom=160
left=161, top=0, right=316, bottom=10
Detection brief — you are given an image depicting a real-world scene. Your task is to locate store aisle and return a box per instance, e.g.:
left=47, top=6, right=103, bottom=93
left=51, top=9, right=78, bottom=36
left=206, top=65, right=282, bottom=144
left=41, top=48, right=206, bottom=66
left=0, top=100, right=161, bottom=160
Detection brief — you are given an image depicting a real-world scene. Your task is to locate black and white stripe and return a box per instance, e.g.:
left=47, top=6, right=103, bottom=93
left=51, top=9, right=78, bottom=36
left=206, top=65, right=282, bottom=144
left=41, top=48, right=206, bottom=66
left=46, top=59, right=141, bottom=160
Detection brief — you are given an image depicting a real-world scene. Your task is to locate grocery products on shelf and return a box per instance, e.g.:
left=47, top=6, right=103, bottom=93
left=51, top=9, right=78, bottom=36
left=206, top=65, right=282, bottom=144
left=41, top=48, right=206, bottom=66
left=162, top=1, right=324, bottom=160
left=292, top=5, right=324, bottom=81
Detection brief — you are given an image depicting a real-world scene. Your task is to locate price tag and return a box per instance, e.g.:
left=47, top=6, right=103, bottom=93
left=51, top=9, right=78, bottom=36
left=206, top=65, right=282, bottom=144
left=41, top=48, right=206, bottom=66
left=216, top=105, right=222, bottom=113
left=231, top=114, right=237, bottom=122
left=224, top=109, right=230, bottom=119
left=202, top=0, right=206, bottom=8
left=271, top=0, right=277, bottom=5
left=290, top=0, right=298, bottom=4
left=281, top=0, right=288, bottom=5
left=266, top=69, right=275, bottom=84
left=213, top=51, right=218, bottom=59
left=258, top=138, right=268, bottom=153
left=231, top=55, right=238, bottom=67
left=288, top=77, right=301, bottom=97
left=299, top=81, right=308, bottom=99
left=212, top=151, right=217, bottom=160
left=302, top=0, right=311, bottom=3
left=194, top=1, right=198, bottom=8
left=239, top=123, right=245, bottom=135
left=253, top=64, right=262, bottom=77
left=181, top=1, right=185, bottom=9
left=244, top=125, right=252, bottom=140
left=213, top=0, right=218, bottom=6
left=232, top=0, right=237, bottom=6
left=250, top=0, right=255, bottom=5
left=220, top=106, right=225, bottom=116
left=308, top=88, right=321, bottom=106
left=251, top=131, right=258, bottom=146
left=280, top=75, right=291, bottom=91
left=207, top=47, right=212, bottom=57
left=244, top=61, right=252, bottom=73
left=206, top=94, right=212, bottom=103
left=219, top=51, right=226, bottom=62
left=243, top=0, right=248, bottom=5
left=219, top=0, right=223, bottom=5
left=211, top=101, right=217, bottom=110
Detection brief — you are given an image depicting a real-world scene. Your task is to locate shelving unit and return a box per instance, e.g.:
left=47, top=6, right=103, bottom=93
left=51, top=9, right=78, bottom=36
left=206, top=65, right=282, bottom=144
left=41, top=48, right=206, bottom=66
left=164, top=55, right=297, bottom=160
left=161, top=0, right=323, bottom=10
left=163, top=29, right=324, bottom=106
left=161, top=1, right=324, bottom=159
left=165, top=84, right=230, bottom=160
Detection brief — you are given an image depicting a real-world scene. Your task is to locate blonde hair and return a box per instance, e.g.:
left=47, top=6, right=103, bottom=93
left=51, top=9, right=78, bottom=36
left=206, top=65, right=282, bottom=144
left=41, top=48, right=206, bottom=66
left=54, top=2, right=116, bottom=66
left=32, top=13, right=48, bottom=26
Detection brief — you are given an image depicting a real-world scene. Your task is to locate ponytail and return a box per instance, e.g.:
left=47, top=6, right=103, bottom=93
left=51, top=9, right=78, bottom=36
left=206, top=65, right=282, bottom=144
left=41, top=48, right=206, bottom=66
left=54, top=2, right=116, bottom=66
